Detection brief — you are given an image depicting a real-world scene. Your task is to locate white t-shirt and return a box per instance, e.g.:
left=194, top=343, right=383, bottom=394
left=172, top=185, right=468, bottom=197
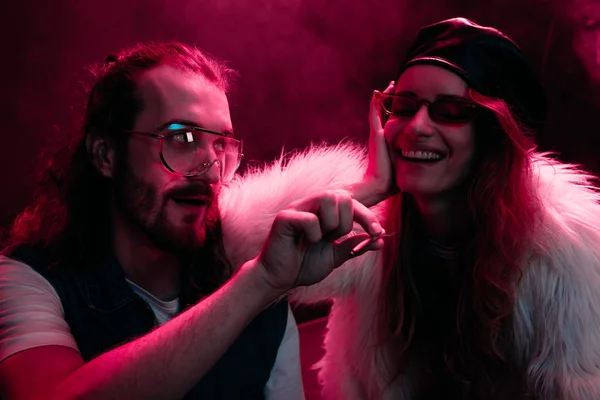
left=0, top=256, right=304, bottom=399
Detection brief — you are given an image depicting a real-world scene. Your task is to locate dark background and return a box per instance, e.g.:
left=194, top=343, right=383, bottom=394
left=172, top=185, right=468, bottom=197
left=1, top=0, right=599, bottom=229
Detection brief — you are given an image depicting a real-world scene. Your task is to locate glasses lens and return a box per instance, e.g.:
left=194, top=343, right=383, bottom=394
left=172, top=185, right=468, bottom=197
left=379, top=94, right=419, bottom=117
left=430, top=100, right=475, bottom=124
left=161, top=128, right=241, bottom=181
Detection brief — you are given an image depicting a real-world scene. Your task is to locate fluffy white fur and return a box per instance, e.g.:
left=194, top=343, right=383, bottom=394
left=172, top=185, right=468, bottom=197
left=220, top=144, right=600, bottom=399
left=219, top=142, right=367, bottom=270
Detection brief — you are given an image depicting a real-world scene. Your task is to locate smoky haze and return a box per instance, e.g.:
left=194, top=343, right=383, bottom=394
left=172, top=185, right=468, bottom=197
left=1, top=0, right=599, bottom=227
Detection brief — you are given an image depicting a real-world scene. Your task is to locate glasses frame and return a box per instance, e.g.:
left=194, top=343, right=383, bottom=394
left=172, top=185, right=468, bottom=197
left=123, top=125, right=244, bottom=181
left=375, top=92, right=479, bottom=124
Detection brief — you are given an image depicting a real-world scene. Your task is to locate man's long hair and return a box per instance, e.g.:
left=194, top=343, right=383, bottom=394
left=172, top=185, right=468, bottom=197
left=4, top=42, right=234, bottom=301
left=377, top=88, right=541, bottom=395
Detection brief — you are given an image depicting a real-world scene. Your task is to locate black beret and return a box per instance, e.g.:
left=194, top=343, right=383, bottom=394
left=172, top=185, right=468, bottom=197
left=399, top=17, right=547, bottom=133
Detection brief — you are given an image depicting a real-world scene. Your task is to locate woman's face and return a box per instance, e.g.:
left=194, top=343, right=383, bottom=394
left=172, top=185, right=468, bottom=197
left=384, top=65, right=477, bottom=200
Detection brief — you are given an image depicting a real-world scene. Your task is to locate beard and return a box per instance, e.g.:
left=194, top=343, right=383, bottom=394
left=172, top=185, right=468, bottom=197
left=112, top=162, right=220, bottom=256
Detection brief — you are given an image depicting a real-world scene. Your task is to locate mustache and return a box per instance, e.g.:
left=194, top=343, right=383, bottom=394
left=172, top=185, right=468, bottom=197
left=167, top=182, right=214, bottom=199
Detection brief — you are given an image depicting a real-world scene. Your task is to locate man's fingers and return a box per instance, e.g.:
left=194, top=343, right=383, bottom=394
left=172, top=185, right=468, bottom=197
left=290, top=190, right=348, bottom=213
left=332, top=234, right=384, bottom=268
left=316, top=193, right=340, bottom=236
left=278, top=193, right=382, bottom=247
left=271, top=210, right=323, bottom=244
left=289, top=190, right=356, bottom=240
left=351, top=199, right=384, bottom=237
left=322, top=194, right=353, bottom=241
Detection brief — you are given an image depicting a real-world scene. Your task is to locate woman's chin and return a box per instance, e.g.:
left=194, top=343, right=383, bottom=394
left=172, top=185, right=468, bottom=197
left=397, top=179, right=428, bottom=195
left=397, top=180, right=446, bottom=199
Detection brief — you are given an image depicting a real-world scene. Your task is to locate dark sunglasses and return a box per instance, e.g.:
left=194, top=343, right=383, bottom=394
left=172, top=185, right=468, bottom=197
left=376, top=92, right=479, bottom=124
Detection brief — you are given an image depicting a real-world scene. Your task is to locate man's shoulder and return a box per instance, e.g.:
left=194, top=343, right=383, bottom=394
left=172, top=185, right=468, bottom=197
left=0, top=251, right=77, bottom=364
left=0, top=247, right=80, bottom=306
left=0, top=252, right=57, bottom=291
left=1, top=245, right=57, bottom=275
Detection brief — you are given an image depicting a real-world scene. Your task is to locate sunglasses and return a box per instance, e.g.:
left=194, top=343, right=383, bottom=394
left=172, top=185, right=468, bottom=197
left=376, top=92, right=479, bottom=124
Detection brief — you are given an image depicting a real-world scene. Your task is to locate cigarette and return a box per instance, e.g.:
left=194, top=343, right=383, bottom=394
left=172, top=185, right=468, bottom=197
left=349, top=236, right=379, bottom=258
left=348, top=232, right=395, bottom=258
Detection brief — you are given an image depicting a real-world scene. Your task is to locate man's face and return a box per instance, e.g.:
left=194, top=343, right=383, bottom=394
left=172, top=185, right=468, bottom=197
left=113, top=64, right=233, bottom=254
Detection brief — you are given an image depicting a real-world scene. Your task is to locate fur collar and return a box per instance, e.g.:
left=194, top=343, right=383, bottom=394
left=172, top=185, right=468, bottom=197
left=220, top=145, right=600, bottom=399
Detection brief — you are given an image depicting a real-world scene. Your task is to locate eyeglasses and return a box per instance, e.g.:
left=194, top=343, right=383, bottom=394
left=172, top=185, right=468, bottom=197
left=123, top=123, right=243, bottom=182
left=375, top=92, right=479, bottom=124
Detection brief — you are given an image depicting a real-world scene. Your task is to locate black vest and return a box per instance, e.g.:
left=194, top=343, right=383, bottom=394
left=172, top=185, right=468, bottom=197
left=8, top=246, right=288, bottom=399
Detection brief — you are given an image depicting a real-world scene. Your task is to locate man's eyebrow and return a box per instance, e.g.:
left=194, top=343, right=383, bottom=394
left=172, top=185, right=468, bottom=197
left=159, top=119, right=235, bottom=136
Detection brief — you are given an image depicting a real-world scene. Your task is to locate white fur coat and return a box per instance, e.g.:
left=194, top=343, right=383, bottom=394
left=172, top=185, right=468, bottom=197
left=219, top=144, right=600, bottom=400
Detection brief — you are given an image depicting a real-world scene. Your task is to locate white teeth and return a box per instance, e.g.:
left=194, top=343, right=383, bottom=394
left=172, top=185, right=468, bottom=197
left=401, top=149, right=443, bottom=160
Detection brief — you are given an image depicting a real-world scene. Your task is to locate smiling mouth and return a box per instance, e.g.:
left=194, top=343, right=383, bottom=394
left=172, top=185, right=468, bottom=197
left=400, top=149, right=445, bottom=163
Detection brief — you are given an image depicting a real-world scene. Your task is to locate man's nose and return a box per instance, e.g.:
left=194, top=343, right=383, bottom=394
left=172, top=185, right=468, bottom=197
left=188, top=142, right=221, bottom=184
left=186, top=158, right=221, bottom=184
left=201, top=159, right=221, bottom=184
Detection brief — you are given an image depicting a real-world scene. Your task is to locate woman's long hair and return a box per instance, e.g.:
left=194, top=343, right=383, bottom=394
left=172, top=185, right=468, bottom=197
left=377, top=88, right=541, bottom=392
left=3, top=43, right=234, bottom=298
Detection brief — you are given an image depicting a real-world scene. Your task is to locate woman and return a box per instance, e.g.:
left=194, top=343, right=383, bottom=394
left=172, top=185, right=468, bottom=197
left=291, top=17, right=600, bottom=399
left=221, top=17, right=600, bottom=399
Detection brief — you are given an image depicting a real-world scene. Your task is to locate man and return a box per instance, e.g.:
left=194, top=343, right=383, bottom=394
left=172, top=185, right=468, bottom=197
left=0, top=42, right=383, bottom=399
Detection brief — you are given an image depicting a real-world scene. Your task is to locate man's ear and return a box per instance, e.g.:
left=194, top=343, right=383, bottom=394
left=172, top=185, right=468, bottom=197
left=86, top=132, right=117, bottom=178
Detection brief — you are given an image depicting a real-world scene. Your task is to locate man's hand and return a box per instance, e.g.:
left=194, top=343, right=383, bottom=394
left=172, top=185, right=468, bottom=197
left=256, top=190, right=384, bottom=293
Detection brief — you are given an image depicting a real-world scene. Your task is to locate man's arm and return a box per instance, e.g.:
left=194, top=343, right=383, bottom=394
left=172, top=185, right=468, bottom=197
left=0, top=191, right=383, bottom=400
left=1, top=260, right=280, bottom=400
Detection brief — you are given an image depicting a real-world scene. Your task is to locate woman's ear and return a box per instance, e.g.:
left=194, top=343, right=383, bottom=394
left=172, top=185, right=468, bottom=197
left=86, top=133, right=116, bottom=178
